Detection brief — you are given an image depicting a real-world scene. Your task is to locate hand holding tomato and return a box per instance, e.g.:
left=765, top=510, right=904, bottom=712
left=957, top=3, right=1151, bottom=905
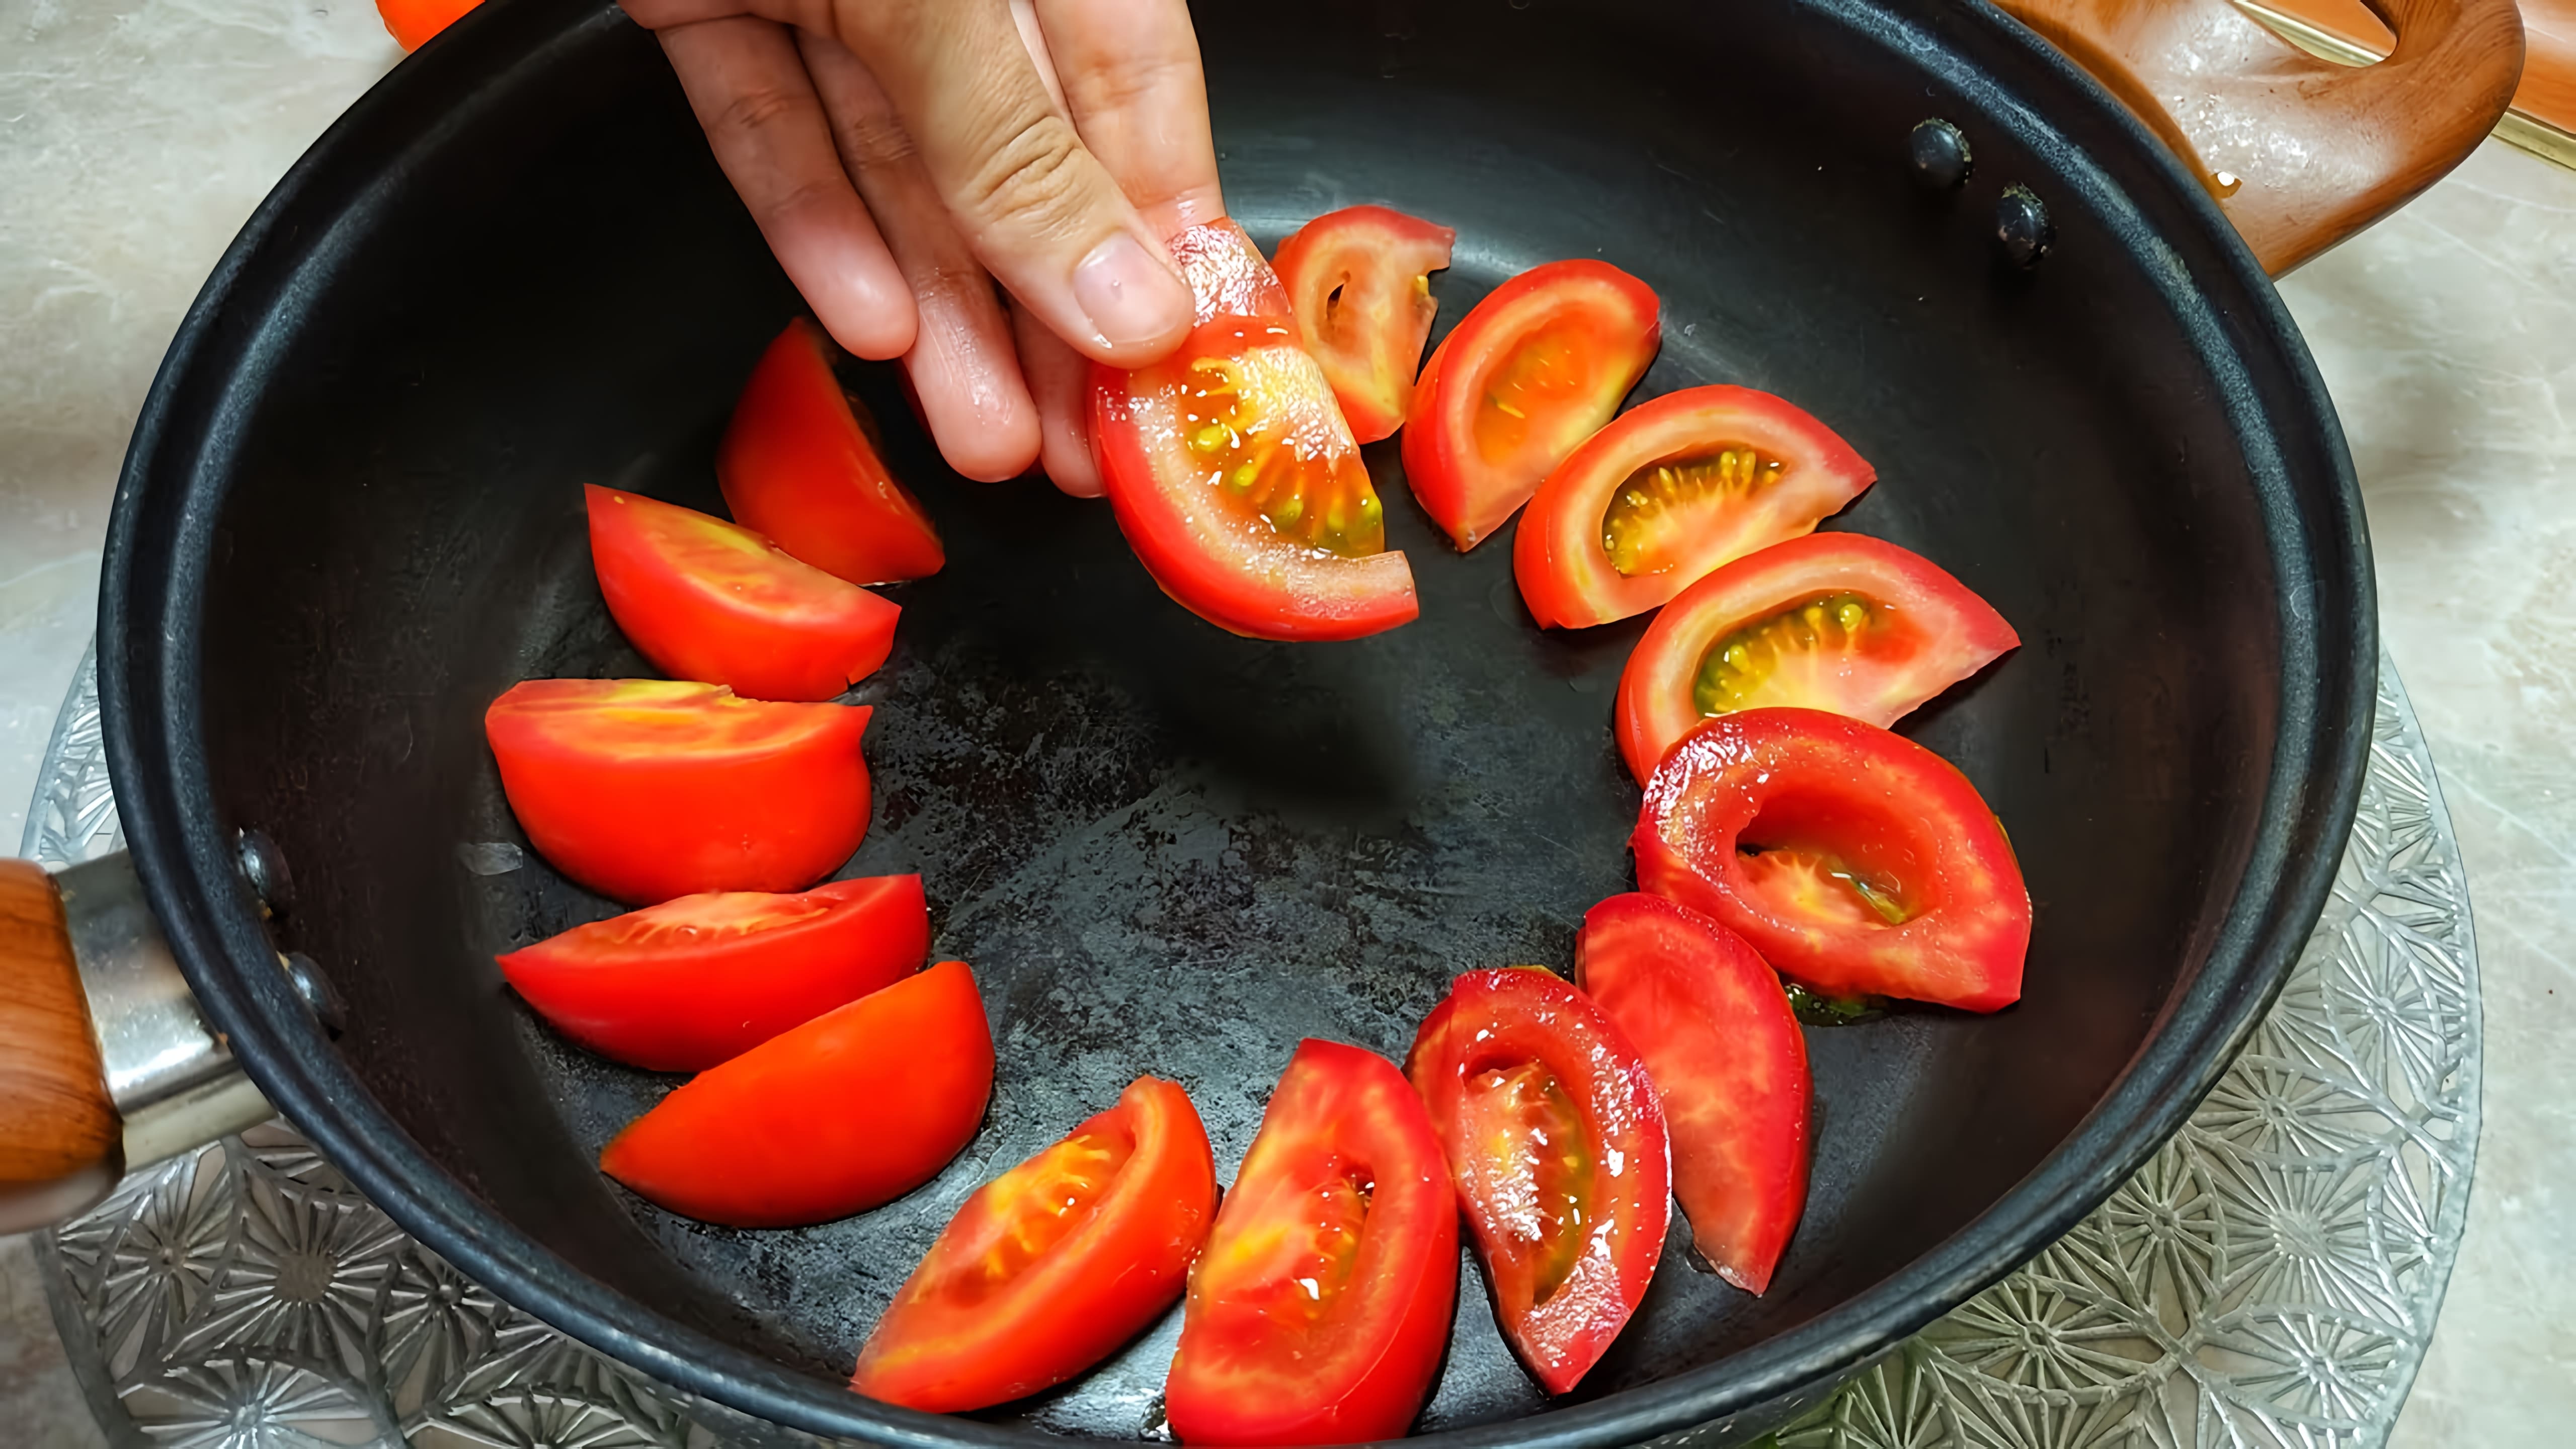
left=613, top=0, right=1225, bottom=495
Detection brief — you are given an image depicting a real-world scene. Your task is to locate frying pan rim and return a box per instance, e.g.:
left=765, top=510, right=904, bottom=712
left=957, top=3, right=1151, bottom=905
left=98, top=0, right=2376, bottom=1442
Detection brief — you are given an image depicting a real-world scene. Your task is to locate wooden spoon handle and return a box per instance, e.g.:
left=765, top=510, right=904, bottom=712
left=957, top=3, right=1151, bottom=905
left=1996, top=0, right=2525, bottom=273
left=0, top=858, right=122, bottom=1231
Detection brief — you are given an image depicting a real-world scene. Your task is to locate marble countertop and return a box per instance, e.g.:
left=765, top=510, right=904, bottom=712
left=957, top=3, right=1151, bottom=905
left=2, top=1, right=2568, bottom=1443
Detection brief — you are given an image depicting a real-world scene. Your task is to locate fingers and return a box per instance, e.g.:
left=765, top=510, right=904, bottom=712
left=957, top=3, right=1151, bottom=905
left=1012, top=300, right=1102, bottom=497
left=1031, top=0, right=1223, bottom=238
left=826, top=0, right=1194, bottom=368
left=657, top=16, right=917, bottom=360
left=799, top=30, right=1039, bottom=482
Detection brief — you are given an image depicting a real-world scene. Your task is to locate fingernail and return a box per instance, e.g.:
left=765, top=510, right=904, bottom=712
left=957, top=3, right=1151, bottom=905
left=1073, top=232, right=1190, bottom=349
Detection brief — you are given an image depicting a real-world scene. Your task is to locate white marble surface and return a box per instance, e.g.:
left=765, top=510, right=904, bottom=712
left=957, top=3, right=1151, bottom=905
left=0, top=1, right=2568, bottom=1443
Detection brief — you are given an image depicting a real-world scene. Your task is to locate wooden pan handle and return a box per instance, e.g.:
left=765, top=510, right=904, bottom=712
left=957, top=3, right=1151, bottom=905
left=1994, top=0, right=2525, bottom=273
left=0, top=858, right=123, bottom=1231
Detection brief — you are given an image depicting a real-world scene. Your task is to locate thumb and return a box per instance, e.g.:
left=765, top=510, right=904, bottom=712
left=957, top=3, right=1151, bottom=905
left=831, top=0, right=1195, bottom=367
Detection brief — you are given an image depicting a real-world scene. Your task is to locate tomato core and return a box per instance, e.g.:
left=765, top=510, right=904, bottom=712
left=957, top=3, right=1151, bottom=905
left=944, top=1127, right=1134, bottom=1309
left=1167, top=325, right=1385, bottom=556
left=1474, top=319, right=1594, bottom=463
left=1220, top=1162, right=1374, bottom=1348
left=1600, top=445, right=1790, bottom=576
left=586, top=893, right=833, bottom=950
left=1454, top=1059, right=1594, bottom=1306
left=1692, top=591, right=1893, bottom=715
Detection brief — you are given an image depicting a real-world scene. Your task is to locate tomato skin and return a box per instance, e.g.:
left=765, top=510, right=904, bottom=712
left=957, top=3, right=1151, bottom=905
left=1634, top=708, right=2030, bottom=1011
left=484, top=679, right=870, bottom=906
left=1401, top=260, right=1660, bottom=552
left=1091, top=221, right=1418, bottom=642
left=1614, top=532, right=2018, bottom=783
left=377, top=0, right=478, bottom=50
left=599, top=960, right=993, bottom=1227
left=1272, top=206, right=1457, bottom=444
left=718, top=319, right=944, bottom=586
left=1164, top=1039, right=1458, bottom=1446
left=1405, top=968, right=1669, bottom=1395
left=497, top=874, right=927, bottom=1072
left=1575, top=894, right=1808, bottom=1296
left=852, top=1077, right=1218, bottom=1412
left=586, top=486, right=900, bottom=703
left=1516, top=386, right=1876, bottom=629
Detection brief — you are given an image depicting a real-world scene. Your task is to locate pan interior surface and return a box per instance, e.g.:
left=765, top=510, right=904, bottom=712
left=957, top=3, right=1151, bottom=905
left=110, top=0, right=2367, bottom=1442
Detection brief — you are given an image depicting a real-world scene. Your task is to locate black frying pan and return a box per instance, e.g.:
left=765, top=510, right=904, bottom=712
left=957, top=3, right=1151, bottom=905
left=71, top=0, right=2372, bottom=1442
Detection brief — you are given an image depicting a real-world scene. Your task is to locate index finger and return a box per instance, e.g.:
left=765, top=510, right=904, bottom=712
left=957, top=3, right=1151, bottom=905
left=1031, top=0, right=1224, bottom=239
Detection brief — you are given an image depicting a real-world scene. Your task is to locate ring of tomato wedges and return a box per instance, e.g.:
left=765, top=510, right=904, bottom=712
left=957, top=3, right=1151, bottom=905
left=469, top=201, right=2040, bottom=1441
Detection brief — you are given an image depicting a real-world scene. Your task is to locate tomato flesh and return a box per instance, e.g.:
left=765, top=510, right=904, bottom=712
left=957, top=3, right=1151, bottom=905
left=1516, top=386, right=1876, bottom=628
left=497, top=874, right=927, bottom=1072
left=1634, top=707, right=2030, bottom=1011
left=1614, top=532, right=2019, bottom=782
left=1406, top=968, right=1668, bottom=1395
left=1093, top=221, right=1417, bottom=641
left=484, top=679, right=871, bottom=905
left=599, top=959, right=993, bottom=1227
left=1401, top=260, right=1659, bottom=551
left=1272, top=206, right=1456, bottom=444
left=853, top=1077, right=1218, bottom=1412
left=587, top=486, right=900, bottom=703
left=1575, top=894, right=1809, bottom=1296
left=1164, top=1039, right=1456, bottom=1445
left=718, top=318, right=944, bottom=586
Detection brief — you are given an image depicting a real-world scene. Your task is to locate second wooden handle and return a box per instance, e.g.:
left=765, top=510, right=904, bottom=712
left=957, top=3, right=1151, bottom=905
left=0, top=858, right=122, bottom=1230
left=1997, top=0, right=2525, bottom=273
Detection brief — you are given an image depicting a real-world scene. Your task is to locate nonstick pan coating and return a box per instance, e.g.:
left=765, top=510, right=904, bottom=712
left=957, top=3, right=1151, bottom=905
left=99, top=0, right=2372, bottom=1442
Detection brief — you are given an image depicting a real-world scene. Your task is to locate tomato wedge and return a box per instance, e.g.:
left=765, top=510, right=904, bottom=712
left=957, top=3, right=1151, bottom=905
left=852, top=1077, right=1218, bottom=1412
left=1516, top=386, right=1877, bottom=629
left=377, top=0, right=477, bottom=49
left=1092, top=220, right=1418, bottom=641
left=1272, top=206, right=1456, bottom=444
left=1401, top=260, right=1659, bottom=551
left=600, top=959, right=992, bottom=1227
left=1613, top=532, right=2017, bottom=783
left=497, top=874, right=927, bottom=1072
left=484, top=679, right=870, bottom=905
left=1405, top=968, right=1668, bottom=1394
left=1164, top=1039, right=1456, bottom=1445
left=1574, top=895, right=1808, bottom=1296
left=587, top=486, right=900, bottom=703
left=718, top=318, right=944, bottom=586
left=1634, top=707, right=2029, bottom=1011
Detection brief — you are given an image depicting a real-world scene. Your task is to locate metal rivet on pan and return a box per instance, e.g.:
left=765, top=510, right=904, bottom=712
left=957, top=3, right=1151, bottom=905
left=279, top=951, right=347, bottom=1036
left=1996, top=185, right=2055, bottom=267
left=236, top=828, right=295, bottom=916
left=1908, top=119, right=1973, bottom=191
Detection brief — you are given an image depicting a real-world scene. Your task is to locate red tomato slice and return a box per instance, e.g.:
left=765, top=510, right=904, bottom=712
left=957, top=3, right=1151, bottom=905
left=484, top=679, right=870, bottom=906
left=587, top=486, right=900, bottom=703
left=1634, top=707, right=2029, bottom=1011
left=1092, top=221, right=1418, bottom=641
left=496, top=874, right=927, bottom=1072
left=1272, top=206, right=1456, bottom=444
left=1515, top=386, right=1878, bottom=629
left=377, top=0, right=477, bottom=49
left=1400, top=260, right=1659, bottom=552
left=718, top=318, right=944, bottom=586
left=852, top=1077, right=1219, bottom=1412
left=599, top=959, right=993, bottom=1227
left=1613, top=533, right=2017, bottom=783
left=1405, top=968, right=1668, bottom=1394
left=1574, top=894, right=1808, bottom=1296
left=1164, top=1039, right=1457, bottom=1445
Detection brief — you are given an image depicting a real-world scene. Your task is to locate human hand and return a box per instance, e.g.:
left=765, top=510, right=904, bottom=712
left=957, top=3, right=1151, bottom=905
left=618, top=0, right=1227, bottom=495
